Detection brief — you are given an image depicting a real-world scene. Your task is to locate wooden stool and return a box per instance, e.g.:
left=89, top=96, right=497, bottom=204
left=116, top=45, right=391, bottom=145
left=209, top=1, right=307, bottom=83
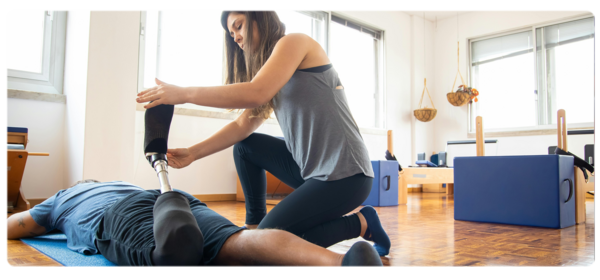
left=7, top=127, right=49, bottom=213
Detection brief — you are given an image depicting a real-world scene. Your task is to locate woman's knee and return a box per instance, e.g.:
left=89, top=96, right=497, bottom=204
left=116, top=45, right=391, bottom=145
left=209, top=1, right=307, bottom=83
left=233, top=133, right=258, bottom=159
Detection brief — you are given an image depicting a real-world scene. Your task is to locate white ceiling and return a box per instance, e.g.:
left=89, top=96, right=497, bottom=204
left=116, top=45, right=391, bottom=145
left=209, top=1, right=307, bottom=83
left=403, top=11, right=470, bottom=22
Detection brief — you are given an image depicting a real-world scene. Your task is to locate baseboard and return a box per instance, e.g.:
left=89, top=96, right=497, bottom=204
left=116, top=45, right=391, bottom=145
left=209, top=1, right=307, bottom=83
left=193, top=194, right=236, bottom=202
left=408, top=187, right=423, bottom=193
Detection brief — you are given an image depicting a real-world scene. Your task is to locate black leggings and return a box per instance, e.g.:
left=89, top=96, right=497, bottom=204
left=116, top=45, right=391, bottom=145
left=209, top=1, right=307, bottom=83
left=233, top=133, right=373, bottom=248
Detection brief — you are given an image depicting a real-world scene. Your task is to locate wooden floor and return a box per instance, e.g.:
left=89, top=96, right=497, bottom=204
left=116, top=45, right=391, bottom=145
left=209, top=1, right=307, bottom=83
left=7, top=193, right=595, bottom=266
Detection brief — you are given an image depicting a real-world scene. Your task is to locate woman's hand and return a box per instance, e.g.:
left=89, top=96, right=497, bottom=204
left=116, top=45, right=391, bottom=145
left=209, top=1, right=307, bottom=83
left=137, top=78, right=189, bottom=109
left=167, top=148, right=196, bottom=169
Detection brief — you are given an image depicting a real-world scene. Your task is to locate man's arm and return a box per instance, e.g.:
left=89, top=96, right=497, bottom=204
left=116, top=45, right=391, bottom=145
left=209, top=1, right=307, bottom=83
left=7, top=211, right=47, bottom=240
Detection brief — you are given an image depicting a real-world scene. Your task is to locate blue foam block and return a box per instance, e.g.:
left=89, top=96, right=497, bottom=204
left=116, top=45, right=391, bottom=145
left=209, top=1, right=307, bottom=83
left=8, top=127, right=28, bottom=133
left=454, top=155, right=575, bottom=229
left=20, top=233, right=116, bottom=266
left=362, top=160, right=399, bottom=207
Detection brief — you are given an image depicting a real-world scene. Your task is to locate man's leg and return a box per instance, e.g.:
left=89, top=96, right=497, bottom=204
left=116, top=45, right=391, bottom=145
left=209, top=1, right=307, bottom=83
left=212, top=229, right=382, bottom=266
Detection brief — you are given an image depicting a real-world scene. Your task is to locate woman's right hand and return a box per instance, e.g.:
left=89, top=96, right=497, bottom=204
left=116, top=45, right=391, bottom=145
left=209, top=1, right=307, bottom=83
left=167, top=148, right=195, bottom=169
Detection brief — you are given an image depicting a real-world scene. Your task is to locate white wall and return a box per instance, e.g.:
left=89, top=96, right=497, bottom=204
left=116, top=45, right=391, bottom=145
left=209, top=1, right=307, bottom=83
left=81, top=12, right=140, bottom=183
left=7, top=99, right=65, bottom=199
left=410, top=15, right=436, bottom=161
left=63, top=11, right=91, bottom=188
left=432, top=11, right=594, bottom=158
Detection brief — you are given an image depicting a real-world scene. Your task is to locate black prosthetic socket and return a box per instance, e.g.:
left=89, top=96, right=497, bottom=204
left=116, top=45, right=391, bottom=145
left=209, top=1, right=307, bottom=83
left=341, top=241, right=383, bottom=266
left=144, top=104, right=175, bottom=155
left=151, top=192, right=204, bottom=266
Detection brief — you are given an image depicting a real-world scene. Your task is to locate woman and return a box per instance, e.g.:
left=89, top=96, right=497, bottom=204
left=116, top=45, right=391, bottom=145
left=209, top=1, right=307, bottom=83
left=136, top=11, right=390, bottom=256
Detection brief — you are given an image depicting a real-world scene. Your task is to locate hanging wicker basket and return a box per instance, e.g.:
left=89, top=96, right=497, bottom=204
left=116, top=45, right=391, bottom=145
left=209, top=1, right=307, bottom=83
left=414, top=78, right=437, bottom=122
left=414, top=108, right=437, bottom=122
left=446, top=91, right=470, bottom=106
left=447, top=42, right=471, bottom=107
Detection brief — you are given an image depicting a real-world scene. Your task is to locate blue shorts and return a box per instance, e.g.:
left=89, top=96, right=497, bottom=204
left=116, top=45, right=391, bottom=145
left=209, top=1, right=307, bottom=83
left=95, top=189, right=243, bottom=266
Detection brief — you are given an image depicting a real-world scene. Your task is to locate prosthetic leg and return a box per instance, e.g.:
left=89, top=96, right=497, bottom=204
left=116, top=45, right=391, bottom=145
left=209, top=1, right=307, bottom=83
left=144, top=104, right=175, bottom=193
left=143, top=104, right=204, bottom=265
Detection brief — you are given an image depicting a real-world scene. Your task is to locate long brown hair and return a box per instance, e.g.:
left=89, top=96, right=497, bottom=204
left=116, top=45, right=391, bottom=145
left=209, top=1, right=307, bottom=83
left=221, top=11, right=286, bottom=119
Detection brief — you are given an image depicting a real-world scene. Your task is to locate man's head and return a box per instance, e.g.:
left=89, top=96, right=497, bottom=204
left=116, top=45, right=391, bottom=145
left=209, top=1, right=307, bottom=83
left=69, top=179, right=101, bottom=188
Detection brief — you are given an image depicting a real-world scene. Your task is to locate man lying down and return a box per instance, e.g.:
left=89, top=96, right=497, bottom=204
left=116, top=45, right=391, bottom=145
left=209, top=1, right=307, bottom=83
left=7, top=179, right=382, bottom=266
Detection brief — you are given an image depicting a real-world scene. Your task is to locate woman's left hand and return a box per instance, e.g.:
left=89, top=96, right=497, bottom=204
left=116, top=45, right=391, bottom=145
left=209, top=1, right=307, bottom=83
left=137, top=78, right=189, bottom=109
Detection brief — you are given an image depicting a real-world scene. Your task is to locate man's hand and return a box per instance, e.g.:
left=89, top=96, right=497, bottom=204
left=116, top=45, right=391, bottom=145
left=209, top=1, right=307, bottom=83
left=137, top=78, right=189, bottom=109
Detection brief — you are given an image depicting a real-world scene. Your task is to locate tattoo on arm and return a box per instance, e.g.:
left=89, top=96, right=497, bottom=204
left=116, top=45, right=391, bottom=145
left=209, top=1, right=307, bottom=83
left=18, top=215, right=25, bottom=228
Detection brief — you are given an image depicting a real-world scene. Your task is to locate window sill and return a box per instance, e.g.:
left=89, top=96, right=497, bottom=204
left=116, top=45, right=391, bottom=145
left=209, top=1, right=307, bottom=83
left=135, top=103, right=388, bottom=135
left=7, top=89, right=66, bottom=104
left=467, top=123, right=594, bottom=138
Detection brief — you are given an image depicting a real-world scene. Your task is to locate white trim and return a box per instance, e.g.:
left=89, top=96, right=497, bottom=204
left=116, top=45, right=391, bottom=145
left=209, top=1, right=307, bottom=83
left=7, top=89, right=67, bottom=104
left=481, top=122, right=593, bottom=133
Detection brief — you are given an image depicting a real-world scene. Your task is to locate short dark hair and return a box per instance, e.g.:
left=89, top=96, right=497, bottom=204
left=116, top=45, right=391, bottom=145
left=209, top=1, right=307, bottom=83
left=69, top=179, right=101, bottom=188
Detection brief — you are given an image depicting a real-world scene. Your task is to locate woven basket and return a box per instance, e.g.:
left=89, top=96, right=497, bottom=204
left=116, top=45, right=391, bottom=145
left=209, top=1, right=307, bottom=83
left=447, top=42, right=471, bottom=107
left=446, top=91, right=471, bottom=107
left=414, top=108, right=437, bottom=122
left=414, top=78, right=437, bottom=122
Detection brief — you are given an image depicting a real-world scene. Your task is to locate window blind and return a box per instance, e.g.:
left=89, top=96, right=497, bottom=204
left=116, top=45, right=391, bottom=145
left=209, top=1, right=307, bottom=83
left=471, top=31, right=533, bottom=66
left=296, top=11, right=328, bottom=22
left=331, top=14, right=381, bottom=40
left=541, top=17, right=594, bottom=49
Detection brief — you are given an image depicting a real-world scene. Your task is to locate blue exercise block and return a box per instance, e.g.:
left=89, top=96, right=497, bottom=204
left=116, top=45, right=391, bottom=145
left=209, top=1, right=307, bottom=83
left=362, top=160, right=398, bottom=207
left=454, top=155, right=575, bottom=229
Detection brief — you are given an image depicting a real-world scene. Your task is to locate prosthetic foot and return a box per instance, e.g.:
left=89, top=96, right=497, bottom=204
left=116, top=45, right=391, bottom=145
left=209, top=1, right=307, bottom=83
left=144, top=104, right=175, bottom=193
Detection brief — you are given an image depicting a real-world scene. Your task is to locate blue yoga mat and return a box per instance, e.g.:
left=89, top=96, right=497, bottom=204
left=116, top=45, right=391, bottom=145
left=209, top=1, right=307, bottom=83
left=21, top=233, right=116, bottom=266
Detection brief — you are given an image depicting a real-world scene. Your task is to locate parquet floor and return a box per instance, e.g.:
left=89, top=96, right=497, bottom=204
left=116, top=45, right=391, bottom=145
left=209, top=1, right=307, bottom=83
left=7, top=193, right=595, bottom=266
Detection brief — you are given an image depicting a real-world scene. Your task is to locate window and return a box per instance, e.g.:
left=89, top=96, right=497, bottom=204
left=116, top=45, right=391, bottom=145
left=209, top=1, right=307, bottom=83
left=469, top=16, right=594, bottom=132
left=276, top=11, right=328, bottom=52
left=139, top=10, right=225, bottom=112
left=138, top=11, right=385, bottom=130
left=536, top=17, right=595, bottom=125
left=330, top=14, right=384, bottom=129
left=470, top=31, right=535, bottom=130
left=138, top=11, right=328, bottom=112
left=7, top=10, right=67, bottom=94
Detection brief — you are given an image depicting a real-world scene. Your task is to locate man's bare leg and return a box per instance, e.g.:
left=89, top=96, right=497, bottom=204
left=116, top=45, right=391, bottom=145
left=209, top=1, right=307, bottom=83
left=213, top=229, right=345, bottom=266
left=245, top=212, right=367, bottom=236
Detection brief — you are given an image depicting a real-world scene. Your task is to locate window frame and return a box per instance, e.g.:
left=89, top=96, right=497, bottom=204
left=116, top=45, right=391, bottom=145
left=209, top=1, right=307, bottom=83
left=467, top=14, right=594, bottom=134
left=7, top=11, right=67, bottom=95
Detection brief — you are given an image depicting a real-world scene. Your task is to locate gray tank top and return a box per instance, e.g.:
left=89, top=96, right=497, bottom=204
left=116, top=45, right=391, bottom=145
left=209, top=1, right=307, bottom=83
left=272, top=66, right=374, bottom=181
